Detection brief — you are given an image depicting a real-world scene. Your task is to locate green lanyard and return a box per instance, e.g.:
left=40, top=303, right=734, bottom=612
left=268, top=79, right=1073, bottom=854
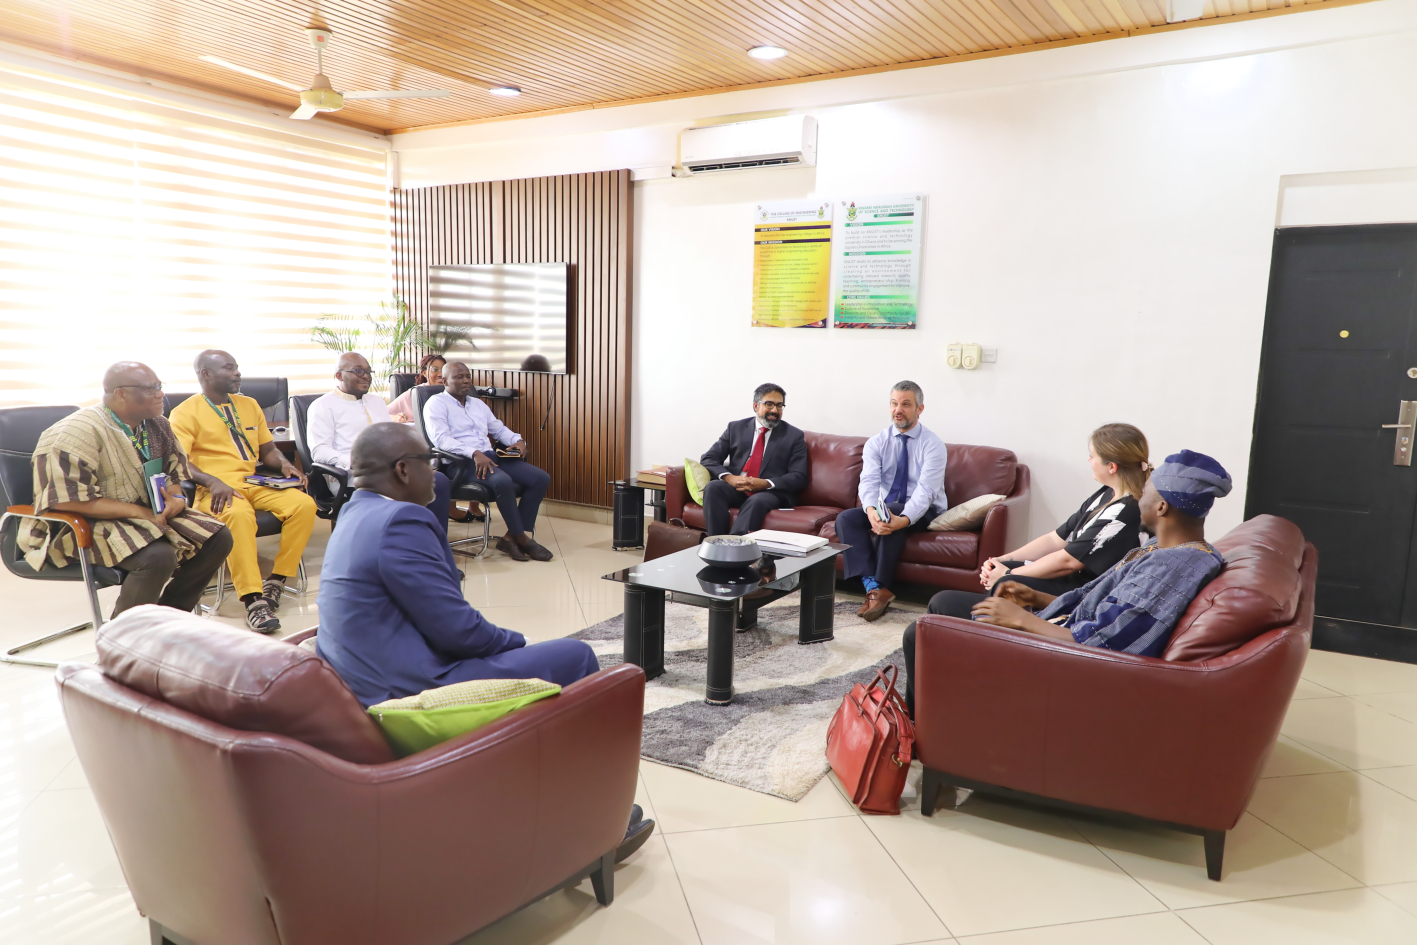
left=105, top=407, right=150, bottom=462
left=202, top=395, right=256, bottom=458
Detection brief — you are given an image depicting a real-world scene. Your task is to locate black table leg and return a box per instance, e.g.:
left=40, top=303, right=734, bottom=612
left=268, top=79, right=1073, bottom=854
left=623, top=585, right=665, bottom=680
left=705, top=598, right=736, bottom=705
left=737, top=598, right=760, bottom=631
left=798, top=556, right=836, bottom=644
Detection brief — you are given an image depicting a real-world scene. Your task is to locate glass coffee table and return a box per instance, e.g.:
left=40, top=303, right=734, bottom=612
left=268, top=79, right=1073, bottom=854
left=602, top=542, right=847, bottom=706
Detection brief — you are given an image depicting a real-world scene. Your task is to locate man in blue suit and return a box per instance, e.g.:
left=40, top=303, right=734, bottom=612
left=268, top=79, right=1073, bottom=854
left=316, top=423, right=601, bottom=708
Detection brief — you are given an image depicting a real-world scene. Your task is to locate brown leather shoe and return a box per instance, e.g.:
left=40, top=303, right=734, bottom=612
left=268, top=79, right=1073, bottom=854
left=858, top=587, right=895, bottom=622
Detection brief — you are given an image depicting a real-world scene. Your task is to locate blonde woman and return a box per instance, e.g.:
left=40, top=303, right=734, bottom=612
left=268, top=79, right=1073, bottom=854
left=901, top=423, right=1150, bottom=714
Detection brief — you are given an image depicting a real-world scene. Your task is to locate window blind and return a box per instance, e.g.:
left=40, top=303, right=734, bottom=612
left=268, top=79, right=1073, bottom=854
left=0, top=62, right=391, bottom=408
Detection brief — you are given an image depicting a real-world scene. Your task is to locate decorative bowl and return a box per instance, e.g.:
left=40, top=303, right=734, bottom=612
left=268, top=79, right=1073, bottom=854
left=697, top=535, right=761, bottom=566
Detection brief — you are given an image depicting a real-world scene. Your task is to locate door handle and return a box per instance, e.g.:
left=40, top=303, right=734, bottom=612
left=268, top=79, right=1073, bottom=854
left=1384, top=401, right=1417, bottom=466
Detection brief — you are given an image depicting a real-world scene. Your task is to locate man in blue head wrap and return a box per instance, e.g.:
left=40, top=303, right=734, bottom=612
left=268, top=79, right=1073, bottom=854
left=970, top=450, right=1231, bottom=658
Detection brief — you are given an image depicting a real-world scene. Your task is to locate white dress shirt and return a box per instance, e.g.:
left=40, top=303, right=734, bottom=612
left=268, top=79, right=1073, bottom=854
left=307, top=388, right=393, bottom=469
left=857, top=421, right=948, bottom=525
left=425, top=390, right=519, bottom=457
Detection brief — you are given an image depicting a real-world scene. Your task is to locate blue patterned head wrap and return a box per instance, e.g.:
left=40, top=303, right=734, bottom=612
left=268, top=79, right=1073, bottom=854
left=1152, top=450, right=1232, bottom=519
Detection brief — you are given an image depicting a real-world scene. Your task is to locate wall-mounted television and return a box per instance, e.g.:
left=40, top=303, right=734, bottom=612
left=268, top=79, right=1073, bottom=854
left=428, top=263, right=571, bottom=374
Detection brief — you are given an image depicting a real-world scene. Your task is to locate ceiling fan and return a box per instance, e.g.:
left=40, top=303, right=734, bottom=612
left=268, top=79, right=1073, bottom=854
left=200, top=29, right=451, bottom=120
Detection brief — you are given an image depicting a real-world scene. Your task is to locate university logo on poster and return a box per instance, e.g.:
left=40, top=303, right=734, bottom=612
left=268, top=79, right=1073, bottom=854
left=832, top=194, right=924, bottom=329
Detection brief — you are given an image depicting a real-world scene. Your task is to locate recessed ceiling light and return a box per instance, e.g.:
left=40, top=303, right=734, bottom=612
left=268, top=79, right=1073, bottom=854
left=748, top=45, right=787, bottom=60
left=489, top=86, right=522, bottom=97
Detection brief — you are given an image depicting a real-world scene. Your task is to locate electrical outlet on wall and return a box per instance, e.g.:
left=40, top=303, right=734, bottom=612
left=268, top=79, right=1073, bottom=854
left=946, top=344, right=962, bottom=369
left=982, top=348, right=997, bottom=363
left=961, top=343, right=982, bottom=370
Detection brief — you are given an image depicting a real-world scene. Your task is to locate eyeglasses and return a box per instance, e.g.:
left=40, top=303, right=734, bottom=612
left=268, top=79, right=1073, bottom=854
left=340, top=368, right=373, bottom=378
left=113, top=383, right=163, bottom=393
left=757, top=401, right=786, bottom=410
left=390, top=452, right=437, bottom=470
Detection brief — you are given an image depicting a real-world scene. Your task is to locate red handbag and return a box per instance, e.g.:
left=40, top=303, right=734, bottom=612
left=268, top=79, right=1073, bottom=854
left=825, top=665, right=915, bottom=815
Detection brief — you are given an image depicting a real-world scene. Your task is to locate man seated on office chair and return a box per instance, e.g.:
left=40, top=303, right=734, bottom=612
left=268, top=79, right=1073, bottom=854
left=835, top=380, right=948, bottom=622
left=698, top=383, right=809, bottom=537
left=22, top=362, right=232, bottom=618
left=306, top=352, right=454, bottom=534
left=170, top=350, right=316, bottom=633
left=318, top=424, right=653, bottom=858
left=425, top=361, right=553, bottom=563
left=899, top=450, right=1231, bottom=716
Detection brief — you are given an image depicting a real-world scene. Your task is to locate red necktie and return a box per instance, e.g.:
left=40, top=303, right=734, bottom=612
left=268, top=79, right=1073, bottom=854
left=742, top=426, right=766, bottom=478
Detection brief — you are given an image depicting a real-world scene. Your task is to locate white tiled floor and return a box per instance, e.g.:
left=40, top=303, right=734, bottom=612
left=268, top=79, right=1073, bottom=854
left=3, top=516, right=1417, bottom=943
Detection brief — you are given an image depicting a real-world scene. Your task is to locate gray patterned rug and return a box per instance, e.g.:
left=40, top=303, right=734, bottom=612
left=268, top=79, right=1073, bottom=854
left=572, top=598, right=911, bottom=801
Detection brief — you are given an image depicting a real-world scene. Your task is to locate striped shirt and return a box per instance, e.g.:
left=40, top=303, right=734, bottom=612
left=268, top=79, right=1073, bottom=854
left=22, top=406, right=226, bottom=570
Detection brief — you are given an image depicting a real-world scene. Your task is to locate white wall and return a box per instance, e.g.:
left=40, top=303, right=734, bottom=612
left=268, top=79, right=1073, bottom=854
left=396, top=0, right=1417, bottom=537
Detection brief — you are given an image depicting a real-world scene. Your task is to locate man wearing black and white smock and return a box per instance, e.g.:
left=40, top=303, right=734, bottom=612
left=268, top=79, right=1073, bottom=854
left=425, top=361, right=553, bottom=562
left=835, top=380, right=947, bottom=622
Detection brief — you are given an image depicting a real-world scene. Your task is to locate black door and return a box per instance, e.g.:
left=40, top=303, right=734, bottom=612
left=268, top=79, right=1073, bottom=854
left=1248, top=224, right=1417, bottom=628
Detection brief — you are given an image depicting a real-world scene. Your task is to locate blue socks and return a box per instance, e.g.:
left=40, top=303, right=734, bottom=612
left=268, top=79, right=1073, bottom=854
left=862, top=576, right=881, bottom=593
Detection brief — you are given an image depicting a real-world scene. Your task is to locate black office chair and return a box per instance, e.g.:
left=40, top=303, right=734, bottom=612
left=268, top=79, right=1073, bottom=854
left=241, top=377, right=290, bottom=427
left=167, top=380, right=288, bottom=427
left=389, top=373, right=419, bottom=402
left=162, top=392, right=195, bottom=417
left=0, top=405, right=128, bottom=667
left=290, top=393, right=350, bottom=523
left=413, top=385, right=524, bottom=559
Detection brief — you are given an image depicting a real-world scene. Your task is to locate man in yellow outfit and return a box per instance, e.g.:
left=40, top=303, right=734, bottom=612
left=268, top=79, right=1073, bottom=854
left=170, top=350, right=316, bottom=632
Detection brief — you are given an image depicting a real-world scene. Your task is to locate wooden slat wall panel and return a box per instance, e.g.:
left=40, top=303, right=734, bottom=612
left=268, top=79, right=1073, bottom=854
left=0, top=0, right=1366, bottom=132
left=393, top=170, right=632, bottom=509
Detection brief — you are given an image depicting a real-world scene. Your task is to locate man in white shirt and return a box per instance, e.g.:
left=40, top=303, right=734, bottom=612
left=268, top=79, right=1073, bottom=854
left=306, top=353, right=452, bottom=534
left=425, top=361, right=553, bottom=562
left=836, top=381, right=949, bottom=622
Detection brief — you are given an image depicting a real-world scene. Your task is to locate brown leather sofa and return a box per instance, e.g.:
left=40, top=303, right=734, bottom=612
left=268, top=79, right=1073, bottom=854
left=912, top=515, right=1314, bottom=880
left=56, top=606, right=645, bottom=945
left=665, top=434, right=1030, bottom=594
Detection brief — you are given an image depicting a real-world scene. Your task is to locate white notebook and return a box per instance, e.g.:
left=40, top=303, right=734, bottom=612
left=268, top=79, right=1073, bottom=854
left=746, top=530, right=828, bottom=552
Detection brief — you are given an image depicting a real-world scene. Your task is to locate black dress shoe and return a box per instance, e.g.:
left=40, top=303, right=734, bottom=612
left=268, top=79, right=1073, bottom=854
left=497, top=536, right=529, bottom=561
left=616, top=814, right=654, bottom=863
left=519, top=537, right=554, bottom=562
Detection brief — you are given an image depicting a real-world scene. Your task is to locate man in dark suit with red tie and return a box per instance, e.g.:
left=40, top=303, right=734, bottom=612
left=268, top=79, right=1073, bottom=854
left=699, top=383, right=811, bottom=536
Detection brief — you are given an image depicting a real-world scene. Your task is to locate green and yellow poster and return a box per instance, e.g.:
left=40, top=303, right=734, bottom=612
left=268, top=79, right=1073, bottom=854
left=752, top=200, right=832, bottom=328
left=832, top=194, right=924, bottom=329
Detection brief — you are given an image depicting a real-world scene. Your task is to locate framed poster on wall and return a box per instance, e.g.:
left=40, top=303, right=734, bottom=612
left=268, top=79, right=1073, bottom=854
left=832, top=194, right=924, bottom=329
left=751, top=200, right=833, bottom=328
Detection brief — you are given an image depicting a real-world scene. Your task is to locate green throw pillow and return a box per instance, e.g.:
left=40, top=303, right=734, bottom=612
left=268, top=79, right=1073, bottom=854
left=685, top=457, right=712, bottom=505
left=368, top=677, right=561, bottom=756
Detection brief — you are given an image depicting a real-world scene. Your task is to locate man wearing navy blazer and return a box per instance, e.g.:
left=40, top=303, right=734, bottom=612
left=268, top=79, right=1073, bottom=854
left=699, top=383, right=810, bottom=536
left=316, top=423, right=601, bottom=708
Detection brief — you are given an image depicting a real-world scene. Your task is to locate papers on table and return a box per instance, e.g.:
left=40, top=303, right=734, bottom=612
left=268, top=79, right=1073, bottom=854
left=745, top=529, right=828, bottom=557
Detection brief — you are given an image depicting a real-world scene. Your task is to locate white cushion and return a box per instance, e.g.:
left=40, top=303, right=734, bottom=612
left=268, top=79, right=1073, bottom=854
left=928, top=493, right=1005, bottom=531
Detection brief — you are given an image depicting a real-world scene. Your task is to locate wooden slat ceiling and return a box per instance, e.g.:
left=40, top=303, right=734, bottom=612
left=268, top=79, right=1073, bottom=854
left=3, top=0, right=1356, bottom=133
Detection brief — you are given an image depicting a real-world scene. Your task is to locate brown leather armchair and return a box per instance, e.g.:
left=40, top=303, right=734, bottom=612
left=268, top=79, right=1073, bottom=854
left=57, top=606, right=646, bottom=945
left=911, top=515, right=1314, bottom=880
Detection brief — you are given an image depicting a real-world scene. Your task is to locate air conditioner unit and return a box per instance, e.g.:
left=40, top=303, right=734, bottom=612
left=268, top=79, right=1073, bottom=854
left=678, top=115, right=817, bottom=175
